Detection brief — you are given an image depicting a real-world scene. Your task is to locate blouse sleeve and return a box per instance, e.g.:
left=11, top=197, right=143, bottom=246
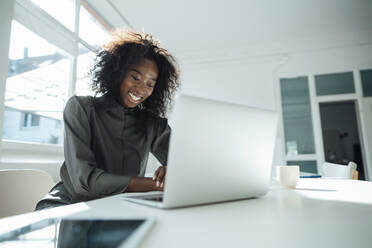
left=63, top=96, right=131, bottom=197
left=150, top=117, right=171, bottom=166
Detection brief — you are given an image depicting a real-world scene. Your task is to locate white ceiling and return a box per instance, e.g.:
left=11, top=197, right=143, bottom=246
left=91, top=0, right=372, bottom=55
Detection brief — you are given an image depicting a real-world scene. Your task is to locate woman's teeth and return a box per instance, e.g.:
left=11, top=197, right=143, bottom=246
left=129, top=92, right=141, bottom=102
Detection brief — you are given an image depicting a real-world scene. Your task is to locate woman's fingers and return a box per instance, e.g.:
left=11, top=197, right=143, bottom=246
left=153, top=166, right=161, bottom=180
left=154, top=166, right=166, bottom=188
left=158, top=167, right=166, bottom=183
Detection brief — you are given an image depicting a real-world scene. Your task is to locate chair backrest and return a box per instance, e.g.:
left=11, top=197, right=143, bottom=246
left=321, top=161, right=357, bottom=179
left=0, top=169, right=55, bottom=218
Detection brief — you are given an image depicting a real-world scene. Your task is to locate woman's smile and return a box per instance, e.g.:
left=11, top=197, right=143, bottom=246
left=128, top=91, right=143, bottom=102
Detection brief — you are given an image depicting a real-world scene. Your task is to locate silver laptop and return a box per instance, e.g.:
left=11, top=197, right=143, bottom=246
left=124, top=94, right=278, bottom=208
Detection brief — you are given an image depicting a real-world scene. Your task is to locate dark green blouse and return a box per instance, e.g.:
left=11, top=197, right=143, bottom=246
left=37, top=95, right=170, bottom=208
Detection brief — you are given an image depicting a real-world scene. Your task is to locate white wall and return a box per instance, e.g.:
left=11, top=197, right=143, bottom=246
left=277, top=44, right=372, bottom=77
left=0, top=140, right=64, bottom=181
left=180, top=58, right=281, bottom=111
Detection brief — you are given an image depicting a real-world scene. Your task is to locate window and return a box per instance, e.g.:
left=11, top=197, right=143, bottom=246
left=280, top=77, right=315, bottom=155
left=79, top=2, right=111, bottom=48
left=360, top=69, right=372, bottom=97
left=31, top=114, right=40, bottom=127
left=4, top=21, right=68, bottom=144
left=1, top=0, right=112, bottom=148
left=22, top=113, right=40, bottom=128
left=31, top=0, right=76, bottom=31
left=75, top=44, right=96, bottom=96
left=315, top=72, right=355, bottom=96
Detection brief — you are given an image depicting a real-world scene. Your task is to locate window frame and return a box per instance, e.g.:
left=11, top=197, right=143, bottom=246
left=0, top=0, right=112, bottom=155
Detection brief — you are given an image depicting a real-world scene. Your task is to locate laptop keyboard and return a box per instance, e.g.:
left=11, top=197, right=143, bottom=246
left=143, top=195, right=163, bottom=202
left=128, top=194, right=164, bottom=202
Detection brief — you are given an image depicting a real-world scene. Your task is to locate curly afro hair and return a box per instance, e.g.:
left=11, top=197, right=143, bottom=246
left=90, top=29, right=180, bottom=117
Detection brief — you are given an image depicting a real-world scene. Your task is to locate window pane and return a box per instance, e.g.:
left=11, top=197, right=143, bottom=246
left=31, top=115, right=40, bottom=126
left=361, top=69, right=372, bottom=97
left=287, top=160, right=318, bottom=174
left=280, top=77, right=315, bottom=154
left=75, top=44, right=96, bottom=96
left=315, top=72, right=355, bottom=96
left=79, top=4, right=111, bottom=48
left=3, top=21, right=67, bottom=145
left=31, top=0, right=75, bottom=31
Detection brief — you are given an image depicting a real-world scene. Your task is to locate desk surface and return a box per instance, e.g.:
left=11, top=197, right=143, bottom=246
left=1, top=179, right=372, bottom=248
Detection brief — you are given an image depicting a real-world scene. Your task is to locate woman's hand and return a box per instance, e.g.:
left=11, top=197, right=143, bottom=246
left=126, top=177, right=162, bottom=192
left=153, top=166, right=166, bottom=188
left=125, top=166, right=167, bottom=192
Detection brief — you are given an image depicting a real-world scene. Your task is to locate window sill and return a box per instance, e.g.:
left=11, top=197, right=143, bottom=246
left=1, top=140, right=63, bottom=153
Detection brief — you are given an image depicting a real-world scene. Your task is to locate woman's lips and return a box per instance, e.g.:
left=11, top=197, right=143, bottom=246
left=128, top=91, right=142, bottom=103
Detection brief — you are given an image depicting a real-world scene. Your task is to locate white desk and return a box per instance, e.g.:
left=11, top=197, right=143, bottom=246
left=1, top=179, right=372, bottom=247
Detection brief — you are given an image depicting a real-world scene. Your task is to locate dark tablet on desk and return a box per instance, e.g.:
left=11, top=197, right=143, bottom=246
left=0, top=217, right=154, bottom=248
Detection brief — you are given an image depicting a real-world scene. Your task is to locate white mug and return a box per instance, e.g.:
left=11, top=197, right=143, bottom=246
left=277, top=165, right=299, bottom=189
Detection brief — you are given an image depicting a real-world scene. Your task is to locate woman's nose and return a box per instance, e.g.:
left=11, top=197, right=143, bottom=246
left=136, top=83, right=147, bottom=94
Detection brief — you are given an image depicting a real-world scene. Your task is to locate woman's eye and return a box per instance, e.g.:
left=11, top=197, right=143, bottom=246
left=147, top=84, right=155, bottom=89
left=131, top=75, right=139, bottom=81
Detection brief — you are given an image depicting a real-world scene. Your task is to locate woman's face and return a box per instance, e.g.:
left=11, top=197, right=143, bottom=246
left=120, top=59, right=159, bottom=108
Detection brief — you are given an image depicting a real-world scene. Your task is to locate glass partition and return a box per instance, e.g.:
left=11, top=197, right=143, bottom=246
left=280, top=77, right=315, bottom=155
left=315, top=72, right=355, bottom=96
left=360, top=69, right=372, bottom=97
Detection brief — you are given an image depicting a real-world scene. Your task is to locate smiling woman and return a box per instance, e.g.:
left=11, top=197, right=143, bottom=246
left=91, top=30, right=179, bottom=117
left=120, top=59, right=158, bottom=108
left=35, top=29, right=180, bottom=210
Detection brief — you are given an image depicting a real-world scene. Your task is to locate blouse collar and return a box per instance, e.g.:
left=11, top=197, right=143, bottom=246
left=93, top=95, right=140, bottom=113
